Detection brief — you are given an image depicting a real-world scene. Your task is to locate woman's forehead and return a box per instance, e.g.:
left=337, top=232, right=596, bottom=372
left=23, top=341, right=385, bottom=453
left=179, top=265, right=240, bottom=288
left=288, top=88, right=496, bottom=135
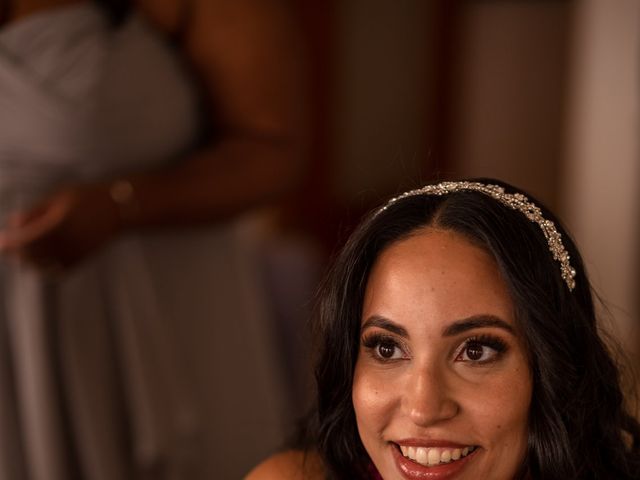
left=362, top=228, right=516, bottom=333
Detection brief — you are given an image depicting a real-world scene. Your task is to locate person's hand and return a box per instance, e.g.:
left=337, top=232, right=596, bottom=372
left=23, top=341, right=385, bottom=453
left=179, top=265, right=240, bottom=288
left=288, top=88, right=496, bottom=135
left=0, top=183, right=122, bottom=273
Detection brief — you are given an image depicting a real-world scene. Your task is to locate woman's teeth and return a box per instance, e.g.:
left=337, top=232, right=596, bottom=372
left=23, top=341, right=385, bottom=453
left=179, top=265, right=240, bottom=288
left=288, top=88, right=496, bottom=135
left=399, top=445, right=476, bottom=467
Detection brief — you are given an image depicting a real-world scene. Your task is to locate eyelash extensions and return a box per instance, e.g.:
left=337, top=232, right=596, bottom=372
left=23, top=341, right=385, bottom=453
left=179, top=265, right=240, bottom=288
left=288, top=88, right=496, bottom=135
left=360, top=332, right=509, bottom=365
left=454, top=334, right=509, bottom=364
left=361, top=333, right=407, bottom=361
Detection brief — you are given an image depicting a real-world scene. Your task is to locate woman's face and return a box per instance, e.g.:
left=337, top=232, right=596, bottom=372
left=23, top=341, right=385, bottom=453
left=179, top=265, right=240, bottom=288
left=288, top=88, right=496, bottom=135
left=353, top=228, right=532, bottom=480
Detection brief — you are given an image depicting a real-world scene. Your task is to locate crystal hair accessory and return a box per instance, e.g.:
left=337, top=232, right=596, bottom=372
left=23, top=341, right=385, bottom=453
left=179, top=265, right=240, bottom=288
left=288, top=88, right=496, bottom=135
left=377, top=181, right=577, bottom=291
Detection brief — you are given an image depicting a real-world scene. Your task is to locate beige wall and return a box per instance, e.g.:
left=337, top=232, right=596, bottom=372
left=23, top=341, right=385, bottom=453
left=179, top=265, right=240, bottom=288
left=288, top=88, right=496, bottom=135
left=332, top=0, right=431, bottom=203
left=450, top=2, right=570, bottom=208
left=563, top=0, right=640, bottom=352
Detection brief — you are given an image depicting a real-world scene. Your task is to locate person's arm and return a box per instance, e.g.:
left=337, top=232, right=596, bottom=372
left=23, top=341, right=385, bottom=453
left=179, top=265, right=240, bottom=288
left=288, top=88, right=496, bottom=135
left=127, top=0, right=309, bottom=227
left=0, top=0, right=308, bottom=269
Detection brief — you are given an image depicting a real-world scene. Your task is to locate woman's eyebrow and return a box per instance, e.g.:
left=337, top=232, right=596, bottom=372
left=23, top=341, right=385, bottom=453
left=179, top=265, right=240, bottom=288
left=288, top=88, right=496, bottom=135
left=361, top=315, right=409, bottom=338
left=442, top=315, right=515, bottom=337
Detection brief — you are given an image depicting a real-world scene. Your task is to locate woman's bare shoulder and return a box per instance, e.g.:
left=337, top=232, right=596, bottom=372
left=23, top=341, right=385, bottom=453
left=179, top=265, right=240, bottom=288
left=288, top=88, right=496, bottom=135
left=245, top=450, right=325, bottom=480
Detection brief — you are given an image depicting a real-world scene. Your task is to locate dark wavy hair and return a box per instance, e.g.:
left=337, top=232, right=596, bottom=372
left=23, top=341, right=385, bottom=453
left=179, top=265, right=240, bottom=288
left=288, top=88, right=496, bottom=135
left=304, top=178, right=640, bottom=479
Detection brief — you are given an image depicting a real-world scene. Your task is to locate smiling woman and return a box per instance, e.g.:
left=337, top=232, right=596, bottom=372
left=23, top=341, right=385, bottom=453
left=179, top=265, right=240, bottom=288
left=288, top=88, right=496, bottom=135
left=247, top=178, right=640, bottom=480
left=354, top=227, right=532, bottom=480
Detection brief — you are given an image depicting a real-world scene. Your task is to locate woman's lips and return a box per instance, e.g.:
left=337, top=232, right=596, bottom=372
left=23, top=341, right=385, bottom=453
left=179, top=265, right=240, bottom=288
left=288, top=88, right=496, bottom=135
left=391, top=441, right=479, bottom=479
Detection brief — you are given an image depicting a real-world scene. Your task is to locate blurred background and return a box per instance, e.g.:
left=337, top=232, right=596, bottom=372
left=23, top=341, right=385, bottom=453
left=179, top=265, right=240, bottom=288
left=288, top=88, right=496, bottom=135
left=1, top=0, right=638, bottom=477
left=278, top=0, right=639, bottom=382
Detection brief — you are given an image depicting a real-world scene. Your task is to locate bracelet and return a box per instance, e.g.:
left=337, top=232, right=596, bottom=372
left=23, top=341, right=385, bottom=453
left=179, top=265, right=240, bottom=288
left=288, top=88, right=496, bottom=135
left=109, top=179, right=139, bottom=225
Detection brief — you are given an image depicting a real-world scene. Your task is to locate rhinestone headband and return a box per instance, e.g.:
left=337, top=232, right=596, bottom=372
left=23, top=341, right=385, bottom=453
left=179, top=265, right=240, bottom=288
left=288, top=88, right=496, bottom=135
left=377, top=181, right=577, bottom=291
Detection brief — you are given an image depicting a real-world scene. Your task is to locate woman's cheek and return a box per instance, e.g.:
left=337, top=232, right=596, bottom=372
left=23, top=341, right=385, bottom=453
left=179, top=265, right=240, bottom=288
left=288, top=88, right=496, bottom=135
left=353, top=361, right=402, bottom=432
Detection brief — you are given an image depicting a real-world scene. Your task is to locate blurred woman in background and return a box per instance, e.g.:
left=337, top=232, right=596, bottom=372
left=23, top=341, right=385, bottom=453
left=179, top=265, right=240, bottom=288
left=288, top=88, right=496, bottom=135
left=0, top=0, right=307, bottom=478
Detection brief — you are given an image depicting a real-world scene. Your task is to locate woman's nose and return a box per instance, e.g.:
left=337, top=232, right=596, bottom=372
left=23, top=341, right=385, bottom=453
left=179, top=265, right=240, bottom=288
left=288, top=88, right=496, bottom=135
left=402, top=364, right=459, bottom=427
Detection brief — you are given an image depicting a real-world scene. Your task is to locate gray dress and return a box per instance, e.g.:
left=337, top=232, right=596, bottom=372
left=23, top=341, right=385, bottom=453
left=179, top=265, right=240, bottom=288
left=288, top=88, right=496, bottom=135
left=0, top=4, right=286, bottom=479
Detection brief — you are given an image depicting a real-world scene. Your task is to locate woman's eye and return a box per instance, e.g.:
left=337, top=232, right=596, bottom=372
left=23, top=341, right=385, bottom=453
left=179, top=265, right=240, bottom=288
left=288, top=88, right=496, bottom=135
left=362, top=334, right=406, bottom=362
left=458, top=340, right=500, bottom=363
left=377, top=342, right=401, bottom=359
